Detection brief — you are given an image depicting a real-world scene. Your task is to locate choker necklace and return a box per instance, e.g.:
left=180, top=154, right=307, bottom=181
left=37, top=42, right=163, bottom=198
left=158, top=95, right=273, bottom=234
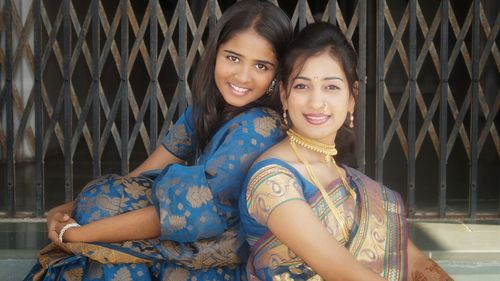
left=287, top=128, right=356, bottom=243
left=287, top=129, right=337, bottom=166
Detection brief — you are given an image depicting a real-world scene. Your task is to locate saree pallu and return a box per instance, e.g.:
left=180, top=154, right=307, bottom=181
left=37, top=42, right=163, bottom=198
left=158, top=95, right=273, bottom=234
left=26, top=107, right=284, bottom=281
left=240, top=159, right=407, bottom=281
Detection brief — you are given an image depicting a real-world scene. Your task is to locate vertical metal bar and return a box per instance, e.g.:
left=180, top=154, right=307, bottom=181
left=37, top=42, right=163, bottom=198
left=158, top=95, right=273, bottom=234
left=150, top=0, right=158, bottom=150
left=469, top=0, right=480, bottom=218
left=408, top=0, right=417, bottom=218
left=329, top=0, right=336, bottom=25
left=63, top=0, right=73, bottom=202
left=438, top=0, right=449, bottom=218
left=375, top=0, right=385, bottom=182
left=299, top=0, right=306, bottom=30
left=5, top=0, right=16, bottom=216
left=209, top=0, right=216, bottom=32
left=92, top=0, right=101, bottom=177
left=356, top=0, right=367, bottom=173
left=34, top=0, right=44, bottom=216
left=121, top=0, right=129, bottom=174
left=178, top=0, right=187, bottom=110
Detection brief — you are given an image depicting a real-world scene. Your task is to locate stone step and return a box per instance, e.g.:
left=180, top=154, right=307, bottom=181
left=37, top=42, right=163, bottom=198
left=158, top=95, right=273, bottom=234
left=1, top=220, right=500, bottom=280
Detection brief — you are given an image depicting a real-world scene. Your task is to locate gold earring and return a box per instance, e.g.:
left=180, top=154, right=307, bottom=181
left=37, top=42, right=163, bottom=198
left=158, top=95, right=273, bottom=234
left=266, top=78, right=276, bottom=95
left=349, top=112, right=354, bottom=128
left=283, top=109, right=289, bottom=127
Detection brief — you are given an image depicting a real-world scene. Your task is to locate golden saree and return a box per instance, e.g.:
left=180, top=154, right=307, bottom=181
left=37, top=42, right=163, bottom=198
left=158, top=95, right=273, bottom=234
left=239, top=158, right=407, bottom=281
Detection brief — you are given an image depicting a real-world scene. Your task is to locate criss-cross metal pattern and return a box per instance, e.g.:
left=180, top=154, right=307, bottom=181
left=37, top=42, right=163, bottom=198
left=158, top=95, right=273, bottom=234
left=0, top=0, right=498, bottom=218
left=376, top=0, right=498, bottom=218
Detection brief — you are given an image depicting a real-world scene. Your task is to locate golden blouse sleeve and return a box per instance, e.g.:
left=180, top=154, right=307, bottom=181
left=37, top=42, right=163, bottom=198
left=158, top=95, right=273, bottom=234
left=246, top=165, right=306, bottom=226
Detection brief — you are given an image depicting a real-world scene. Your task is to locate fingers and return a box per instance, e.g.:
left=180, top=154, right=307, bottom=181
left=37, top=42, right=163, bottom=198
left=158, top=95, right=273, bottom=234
left=48, top=230, right=60, bottom=244
left=62, top=213, right=71, bottom=222
left=46, top=211, right=75, bottom=244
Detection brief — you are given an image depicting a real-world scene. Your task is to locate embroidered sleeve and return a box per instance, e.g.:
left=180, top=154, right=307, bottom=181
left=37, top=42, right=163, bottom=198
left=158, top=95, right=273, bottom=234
left=246, top=165, right=305, bottom=226
left=152, top=108, right=284, bottom=242
left=161, top=107, right=197, bottom=161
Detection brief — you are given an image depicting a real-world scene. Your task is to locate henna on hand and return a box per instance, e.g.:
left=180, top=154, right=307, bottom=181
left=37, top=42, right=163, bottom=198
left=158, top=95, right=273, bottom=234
left=411, top=258, right=454, bottom=281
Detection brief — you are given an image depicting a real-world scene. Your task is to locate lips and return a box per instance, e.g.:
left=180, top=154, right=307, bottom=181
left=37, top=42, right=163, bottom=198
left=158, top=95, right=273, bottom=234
left=303, top=113, right=330, bottom=125
left=228, top=82, right=250, bottom=96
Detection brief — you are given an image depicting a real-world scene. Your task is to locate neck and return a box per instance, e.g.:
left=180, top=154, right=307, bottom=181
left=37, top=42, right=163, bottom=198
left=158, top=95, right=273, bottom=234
left=287, top=128, right=337, bottom=165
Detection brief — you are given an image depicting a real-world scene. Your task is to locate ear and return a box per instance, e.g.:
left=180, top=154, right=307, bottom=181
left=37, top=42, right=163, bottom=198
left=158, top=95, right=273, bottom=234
left=349, top=81, right=359, bottom=113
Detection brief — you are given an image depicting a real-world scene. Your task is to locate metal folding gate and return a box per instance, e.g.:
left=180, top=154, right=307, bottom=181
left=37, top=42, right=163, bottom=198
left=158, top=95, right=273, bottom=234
left=1, top=0, right=498, bottom=218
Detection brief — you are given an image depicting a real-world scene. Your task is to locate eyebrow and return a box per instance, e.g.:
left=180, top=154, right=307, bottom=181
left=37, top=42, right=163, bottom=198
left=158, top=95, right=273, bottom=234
left=295, top=76, right=344, bottom=81
left=222, top=50, right=275, bottom=67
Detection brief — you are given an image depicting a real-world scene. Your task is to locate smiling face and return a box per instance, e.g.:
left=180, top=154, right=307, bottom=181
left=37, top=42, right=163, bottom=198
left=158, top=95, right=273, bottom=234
left=282, top=51, right=355, bottom=144
left=214, top=29, right=277, bottom=108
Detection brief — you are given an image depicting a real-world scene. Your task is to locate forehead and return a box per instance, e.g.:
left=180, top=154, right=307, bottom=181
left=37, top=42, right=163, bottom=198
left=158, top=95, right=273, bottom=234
left=218, top=29, right=277, bottom=62
left=297, top=52, right=344, bottom=78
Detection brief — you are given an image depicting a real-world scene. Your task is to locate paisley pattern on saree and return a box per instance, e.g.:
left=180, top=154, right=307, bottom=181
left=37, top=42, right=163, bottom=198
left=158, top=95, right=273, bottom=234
left=161, top=107, right=197, bottom=161
left=26, top=107, right=283, bottom=281
left=246, top=165, right=305, bottom=225
left=240, top=159, right=407, bottom=281
left=152, top=108, right=283, bottom=244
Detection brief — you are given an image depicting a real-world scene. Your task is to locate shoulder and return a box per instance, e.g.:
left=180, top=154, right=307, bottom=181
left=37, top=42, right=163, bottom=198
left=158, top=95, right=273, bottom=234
left=252, top=138, right=296, bottom=165
left=238, top=107, right=281, bottom=120
left=246, top=158, right=303, bottom=198
left=229, top=107, right=284, bottom=139
left=232, top=107, right=281, bottom=129
left=245, top=160, right=305, bottom=224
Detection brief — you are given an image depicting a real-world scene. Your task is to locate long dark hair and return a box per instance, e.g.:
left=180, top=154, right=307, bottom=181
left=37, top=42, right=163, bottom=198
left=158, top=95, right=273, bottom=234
left=281, top=22, right=359, bottom=167
left=191, top=0, right=292, bottom=151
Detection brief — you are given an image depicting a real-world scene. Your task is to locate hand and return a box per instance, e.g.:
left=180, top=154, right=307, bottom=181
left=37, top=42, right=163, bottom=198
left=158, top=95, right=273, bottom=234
left=55, top=217, right=81, bottom=243
left=47, top=210, right=71, bottom=243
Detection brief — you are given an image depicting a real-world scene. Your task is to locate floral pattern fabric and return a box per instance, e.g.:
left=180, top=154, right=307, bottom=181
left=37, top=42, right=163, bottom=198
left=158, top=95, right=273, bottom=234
left=25, top=107, right=284, bottom=281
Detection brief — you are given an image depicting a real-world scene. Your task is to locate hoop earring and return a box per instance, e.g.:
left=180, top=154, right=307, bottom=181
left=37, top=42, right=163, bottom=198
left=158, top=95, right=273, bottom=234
left=266, top=78, right=276, bottom=95
left=283, top=109, right=289, bottom=127
left=349, top=112, right=354, bottom=128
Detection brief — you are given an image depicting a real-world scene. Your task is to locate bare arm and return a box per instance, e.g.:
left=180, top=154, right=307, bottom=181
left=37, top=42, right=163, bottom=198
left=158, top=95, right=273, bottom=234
left=267, top=200, right=385, bottom=281
left=60, top=206, right=160, bottom=243
left=47, top=146, right=180, bottom=243
left=127, top=145, right=183, bottom=177
left=407, top=239, right=454, bottom=281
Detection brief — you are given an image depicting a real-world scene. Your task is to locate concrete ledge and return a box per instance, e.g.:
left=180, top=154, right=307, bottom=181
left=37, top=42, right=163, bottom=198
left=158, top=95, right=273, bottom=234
left=1, top=220, right=500, bottom=280
left=0, top=250, right=37, bottom=281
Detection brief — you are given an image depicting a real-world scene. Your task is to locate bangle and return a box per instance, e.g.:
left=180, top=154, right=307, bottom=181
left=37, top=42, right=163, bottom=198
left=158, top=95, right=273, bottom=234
left=58, top=222, right=81, bottom=243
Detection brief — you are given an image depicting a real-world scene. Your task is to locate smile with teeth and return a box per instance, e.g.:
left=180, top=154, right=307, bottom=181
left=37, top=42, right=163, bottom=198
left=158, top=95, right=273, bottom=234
left=229, top=83, right=250, bottom=95
left=303, top=114, right=330, bottom=125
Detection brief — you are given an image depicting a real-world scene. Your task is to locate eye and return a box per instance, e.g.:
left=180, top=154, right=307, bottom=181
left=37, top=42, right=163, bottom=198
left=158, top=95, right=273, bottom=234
left=227, top=55, right=239, bottom=62
left=293, top=83, right=307, bottom=90
left=255, top=63, right=268, bottom=71
left=327, top=84, right=340, bottom=91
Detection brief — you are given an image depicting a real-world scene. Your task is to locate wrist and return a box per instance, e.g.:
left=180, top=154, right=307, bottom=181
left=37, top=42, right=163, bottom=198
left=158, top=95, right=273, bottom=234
left=64, top=226, right=83, bottom=242
left=58, top=222, right=81, bottom=243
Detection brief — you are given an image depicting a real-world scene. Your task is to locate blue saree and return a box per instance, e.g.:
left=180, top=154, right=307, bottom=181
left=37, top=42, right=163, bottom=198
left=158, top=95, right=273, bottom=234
left=25, top=107, right=284, bottom=281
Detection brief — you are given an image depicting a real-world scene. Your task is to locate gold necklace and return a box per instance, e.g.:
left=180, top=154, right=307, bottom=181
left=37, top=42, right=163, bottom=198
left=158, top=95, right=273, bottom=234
left=287, top=129, right=337, bottom=166
left=287, top=129, right=356, bottom=243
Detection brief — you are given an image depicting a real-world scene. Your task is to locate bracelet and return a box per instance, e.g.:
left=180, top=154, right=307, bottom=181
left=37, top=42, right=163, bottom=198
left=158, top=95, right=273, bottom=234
left=58, top=222, right=81, bottom=243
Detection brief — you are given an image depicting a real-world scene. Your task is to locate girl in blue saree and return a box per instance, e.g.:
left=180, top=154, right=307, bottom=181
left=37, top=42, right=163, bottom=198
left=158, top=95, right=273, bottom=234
left=26, top=1, right=292, bottom=280
left=239, top=22, right=453, bottom=281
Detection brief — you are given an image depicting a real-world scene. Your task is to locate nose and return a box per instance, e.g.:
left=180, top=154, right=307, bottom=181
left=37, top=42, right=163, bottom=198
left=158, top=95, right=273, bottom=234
left=309, top=87, right=324, bottom=110
left=234, top=64, right=252, bottom=84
